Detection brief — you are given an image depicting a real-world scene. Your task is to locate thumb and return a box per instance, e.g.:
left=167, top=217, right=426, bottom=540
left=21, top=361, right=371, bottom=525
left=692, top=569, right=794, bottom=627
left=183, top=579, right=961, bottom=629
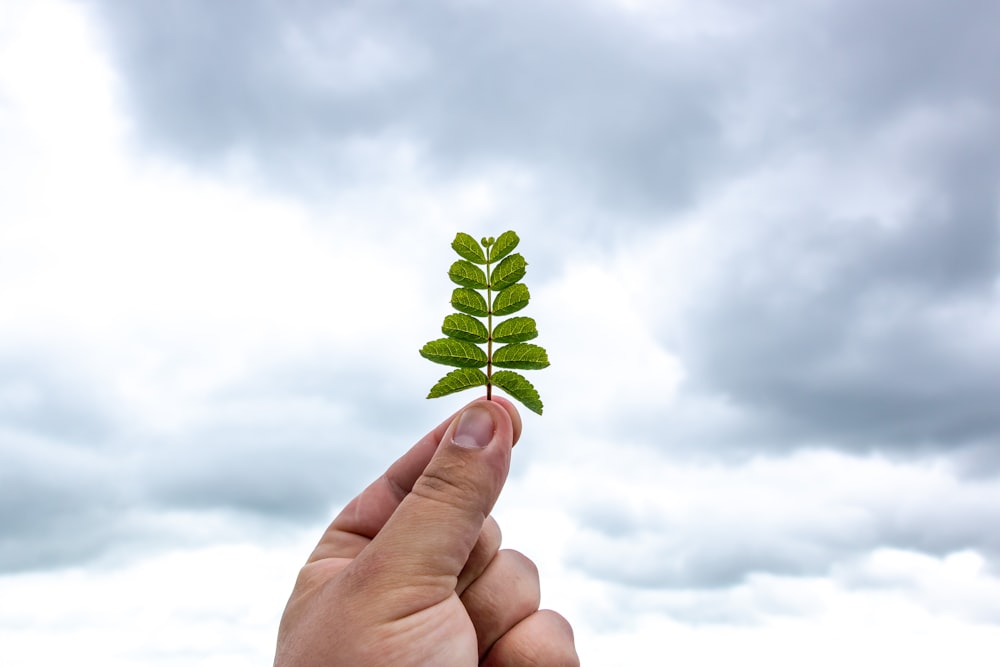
left=362, top=399, right=514, bottom=596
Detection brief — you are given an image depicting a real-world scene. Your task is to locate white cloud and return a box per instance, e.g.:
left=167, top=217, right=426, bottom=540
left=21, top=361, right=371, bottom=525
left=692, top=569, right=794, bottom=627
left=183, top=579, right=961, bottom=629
left=577, top=595, right=1000, bottom=667
left=0, top=538, right=312, bottom=666
left=536, top=256, right=684, bottom=427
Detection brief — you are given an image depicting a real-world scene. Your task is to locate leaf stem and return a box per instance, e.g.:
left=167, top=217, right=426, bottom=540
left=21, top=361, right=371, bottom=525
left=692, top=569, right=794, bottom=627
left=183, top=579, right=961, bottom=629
left=486, top=245, right=493, bottom=400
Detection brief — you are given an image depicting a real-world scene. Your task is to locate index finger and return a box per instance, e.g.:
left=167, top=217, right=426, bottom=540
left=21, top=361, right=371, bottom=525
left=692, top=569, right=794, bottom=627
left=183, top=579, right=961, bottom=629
left=308, top=396, right=522, bottom=562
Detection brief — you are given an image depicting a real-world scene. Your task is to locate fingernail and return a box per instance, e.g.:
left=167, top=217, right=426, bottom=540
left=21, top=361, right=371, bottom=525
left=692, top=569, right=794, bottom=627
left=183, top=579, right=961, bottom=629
left=451, top=406, right=495, bottom=449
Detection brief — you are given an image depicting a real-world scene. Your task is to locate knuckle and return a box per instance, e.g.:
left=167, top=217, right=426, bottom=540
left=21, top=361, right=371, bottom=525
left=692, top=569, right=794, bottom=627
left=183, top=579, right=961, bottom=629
left=412, top=460, right=482, bottom=511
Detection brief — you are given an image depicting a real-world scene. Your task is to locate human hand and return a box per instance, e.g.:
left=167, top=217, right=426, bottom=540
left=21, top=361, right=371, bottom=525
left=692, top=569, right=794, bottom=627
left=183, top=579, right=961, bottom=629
left=273, top=397, right=579, bottom=666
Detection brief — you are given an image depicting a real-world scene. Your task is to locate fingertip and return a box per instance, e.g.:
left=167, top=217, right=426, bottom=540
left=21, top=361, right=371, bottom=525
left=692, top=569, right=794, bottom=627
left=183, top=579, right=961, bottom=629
left=458, top=397, right=517, bottom=451
left=486, top=395, right=522, bottom=447
left=540, top=609, right=577, bottom=647
left=482, top=609, right=579, bottom=667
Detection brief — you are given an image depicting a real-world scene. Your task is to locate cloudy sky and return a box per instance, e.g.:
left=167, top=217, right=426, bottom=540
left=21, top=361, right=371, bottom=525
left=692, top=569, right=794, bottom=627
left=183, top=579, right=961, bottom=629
left=2, top=0, right=999, bottom=664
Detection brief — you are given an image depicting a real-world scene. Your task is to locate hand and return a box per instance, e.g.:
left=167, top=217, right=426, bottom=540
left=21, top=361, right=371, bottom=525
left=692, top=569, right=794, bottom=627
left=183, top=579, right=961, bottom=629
left=274, top=397, right=579, bottom=666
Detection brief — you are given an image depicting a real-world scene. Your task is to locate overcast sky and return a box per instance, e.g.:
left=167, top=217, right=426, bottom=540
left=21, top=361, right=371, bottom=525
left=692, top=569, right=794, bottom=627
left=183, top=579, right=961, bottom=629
left=2, top=0, right=999, bottom=664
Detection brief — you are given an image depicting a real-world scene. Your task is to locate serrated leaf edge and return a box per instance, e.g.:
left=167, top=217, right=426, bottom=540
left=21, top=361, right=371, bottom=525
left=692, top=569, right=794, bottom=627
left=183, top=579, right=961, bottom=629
left=452, top=232, right=487, bottom=264
left=491, top=370, right=543, bottom=415
left=428, top=368, right=488, bottom=398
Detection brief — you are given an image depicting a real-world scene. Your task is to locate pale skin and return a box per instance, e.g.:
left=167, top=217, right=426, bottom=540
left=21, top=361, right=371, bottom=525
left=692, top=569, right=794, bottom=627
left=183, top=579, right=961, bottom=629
left=274, top=397, right=579, bottom=666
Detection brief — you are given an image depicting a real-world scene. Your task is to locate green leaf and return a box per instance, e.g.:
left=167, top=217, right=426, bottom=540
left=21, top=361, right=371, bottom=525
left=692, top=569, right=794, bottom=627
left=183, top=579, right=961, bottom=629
left=492, top=283, right=530, bottom=316
left=489, top=230, right=519, bottom=263
left=490, top=253, right=527, bottom=291
left=492, top=343, right=550, bottom=369
left=452, top=233, right=487, bottom=264
left=451, top=288, right=489, bottom=317
left=427, top=368, right=488, bottom=398
left=423, top=231, right=548, bottom=414
left=491, top=370, right=544, bottom=415
left=442, top=313, right=488, bottom=343
left=420, top=338, right=488, bottom=368
left=492, top=316, right=538, bottom=343
left=448, top=260, right=489, bottom=289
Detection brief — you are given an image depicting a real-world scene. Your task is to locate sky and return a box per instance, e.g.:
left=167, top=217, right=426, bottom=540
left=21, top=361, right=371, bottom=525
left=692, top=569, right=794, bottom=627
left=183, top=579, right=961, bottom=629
left=1, top=0, right=999, bottom=664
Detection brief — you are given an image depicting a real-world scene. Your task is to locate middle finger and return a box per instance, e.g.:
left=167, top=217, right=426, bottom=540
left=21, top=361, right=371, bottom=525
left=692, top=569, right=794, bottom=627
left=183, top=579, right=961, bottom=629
left=459, top=548, right=541, bottom=659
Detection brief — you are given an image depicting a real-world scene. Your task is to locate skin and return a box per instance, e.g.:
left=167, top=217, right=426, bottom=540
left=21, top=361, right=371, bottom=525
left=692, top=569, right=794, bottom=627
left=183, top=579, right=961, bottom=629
left=274, top=397, right=579, bottom=666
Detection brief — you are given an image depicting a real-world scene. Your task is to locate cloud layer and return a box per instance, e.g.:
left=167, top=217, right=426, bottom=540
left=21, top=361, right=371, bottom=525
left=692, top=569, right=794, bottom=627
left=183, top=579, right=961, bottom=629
left=2, top=1, right=1000, bottom=663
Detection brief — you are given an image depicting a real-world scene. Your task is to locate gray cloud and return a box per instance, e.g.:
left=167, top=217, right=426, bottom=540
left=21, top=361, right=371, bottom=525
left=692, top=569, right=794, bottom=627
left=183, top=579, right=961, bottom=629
left=84, top=0, right=725, bottom=216
left=614, top=0, right=1000, bottom=457
left=0, top=354, right=118, bottom=444
left=83, top=0, right=1000, bottom=219
left=139, top=357, right=427, bottom=517
left=0, top=433, right=123, bottom=571
left=809, top=0, right=1000, bottom=122
left=1, top=353, right=128, bottom=571
left=669, top=142, right=1000, bottom=454
left=0, top=352, right=420, bottom=573
left=566, top=453, right=1000, bottom=591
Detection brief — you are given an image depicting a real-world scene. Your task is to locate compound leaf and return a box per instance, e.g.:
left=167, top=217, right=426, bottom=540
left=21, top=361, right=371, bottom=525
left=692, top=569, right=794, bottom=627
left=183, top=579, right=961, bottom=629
left=492, top=316, right=538, bottom=343
left=492, top=283, right=530, bottom=316
left=489, top=230, right=520, bottom=263
left=420, top=338, right=488, bottom=368
left=442, top=313, right=488, bottom=343
left=449, top=260, right=488, bottom=289
left=422, top=231, right=548, bottom=415
left=490, top=253, right=527, bottom=291
left=428, top=368, right=488, bottom=398
left=492, top=342, right=550, bottom=370
left=452, top=232, right=487, bottom=264
left=491, top=371, right=543, bottom=415
left=451, top=288, right=489, bottom=317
